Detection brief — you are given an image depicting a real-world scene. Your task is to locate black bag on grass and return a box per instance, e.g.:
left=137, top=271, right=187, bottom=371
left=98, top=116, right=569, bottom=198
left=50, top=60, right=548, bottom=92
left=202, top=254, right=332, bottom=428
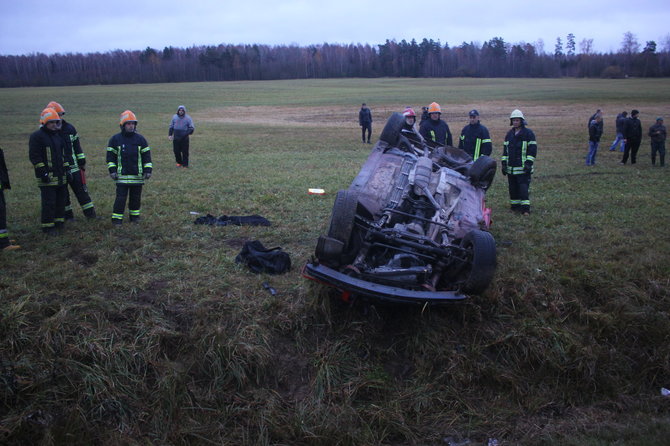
left=235, top=240, right=291, bottom=275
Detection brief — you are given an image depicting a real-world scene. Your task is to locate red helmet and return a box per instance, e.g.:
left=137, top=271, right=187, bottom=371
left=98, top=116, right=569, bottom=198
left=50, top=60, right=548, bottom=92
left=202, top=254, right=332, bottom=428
left=403, top=107, right=416, bottom=118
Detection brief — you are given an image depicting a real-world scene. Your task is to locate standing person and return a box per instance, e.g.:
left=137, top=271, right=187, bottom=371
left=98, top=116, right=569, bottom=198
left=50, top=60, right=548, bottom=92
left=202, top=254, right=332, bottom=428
left=419, top=102, right=453, bottom=147
left=586, top=112, right=603, bottom=166
left=359, top=103, right=372, bottom=144
left=458, top=109, right=492, bottom=160
left=609, top=111, right=627, bottom=152
left=106, top=110, right=152, bottom=225
left=168, top=105, right=195, bottom=168
left=46, top=101, right=96, bottom=220
left=621, top=110, right=642, bottom=165
left=400, top=107, right=423, bottom=147
left=0, top=147, right=20, bottom=250
left=29, top=108, right=68, bottom=235
left=420, top=106, right=430, bottom=124
left=501, top=109, right=537, bottom=216
left=648, top=117, right=666, bottom=167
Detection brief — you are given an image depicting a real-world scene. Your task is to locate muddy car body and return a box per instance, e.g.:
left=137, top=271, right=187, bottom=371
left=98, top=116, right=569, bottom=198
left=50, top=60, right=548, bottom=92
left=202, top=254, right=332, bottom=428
left=303, top=113, right=497, bottom=304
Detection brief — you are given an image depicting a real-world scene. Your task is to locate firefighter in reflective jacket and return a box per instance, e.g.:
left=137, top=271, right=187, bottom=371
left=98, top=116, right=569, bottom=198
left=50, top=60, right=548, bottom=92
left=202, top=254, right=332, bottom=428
left=29, top=108, right=69, bottom=234
left=501, top=109, right=537, bottom=215
left=106, top=110, right=152, bottom=225
left=459, top=109, right=492, bottom=160
left=0, top=147, right=20, bottom=250
left=47, top=101, right=97, bottom=220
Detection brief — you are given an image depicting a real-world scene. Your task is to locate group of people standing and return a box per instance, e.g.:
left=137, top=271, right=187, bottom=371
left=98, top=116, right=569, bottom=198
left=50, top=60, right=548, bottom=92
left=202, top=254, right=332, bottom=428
left=587, top=109, right=666, bottom=167
left=1, top=103, right=195, bottom=251
left=393, top=102, right=536, bottom=216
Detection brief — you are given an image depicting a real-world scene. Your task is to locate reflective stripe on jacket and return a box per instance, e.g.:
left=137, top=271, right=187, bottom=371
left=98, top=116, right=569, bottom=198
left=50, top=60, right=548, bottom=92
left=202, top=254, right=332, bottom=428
left=502, top=126, right=537, bottom=175
left=106, top=131, right=152, bottom=185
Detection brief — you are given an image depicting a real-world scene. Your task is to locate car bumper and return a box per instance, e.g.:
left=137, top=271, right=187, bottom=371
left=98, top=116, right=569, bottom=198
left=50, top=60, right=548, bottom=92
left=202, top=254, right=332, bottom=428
left=302, top=262, right=467, bottom=304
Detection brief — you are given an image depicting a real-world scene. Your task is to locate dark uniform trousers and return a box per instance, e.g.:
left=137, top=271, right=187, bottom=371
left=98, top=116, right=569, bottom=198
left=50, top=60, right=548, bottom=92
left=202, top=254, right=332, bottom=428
left=40, top=184, right=68, bottom=231
left=64, top=170, right=95, bottom=219
left=114, top=184, right=142, bottom=221
left=0, top=190, right=7, bottom=247
left=507, top=173, right=531, bottom=213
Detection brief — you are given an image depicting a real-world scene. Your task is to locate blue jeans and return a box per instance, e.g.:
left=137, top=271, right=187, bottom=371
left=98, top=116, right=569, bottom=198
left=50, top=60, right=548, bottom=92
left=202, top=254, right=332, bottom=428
left=609, top=132, right=625, bottom=151
left=586, top=140, right=599, bottom=165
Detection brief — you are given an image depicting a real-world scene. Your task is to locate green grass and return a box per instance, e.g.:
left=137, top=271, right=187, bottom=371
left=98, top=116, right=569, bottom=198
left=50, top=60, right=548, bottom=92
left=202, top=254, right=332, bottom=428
left=1, top=78, right=670, bottom=445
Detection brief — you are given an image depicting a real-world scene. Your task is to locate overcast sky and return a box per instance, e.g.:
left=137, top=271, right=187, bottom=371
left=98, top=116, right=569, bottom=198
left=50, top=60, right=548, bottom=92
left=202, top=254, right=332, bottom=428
left=1, top=0, right=669, bottom=56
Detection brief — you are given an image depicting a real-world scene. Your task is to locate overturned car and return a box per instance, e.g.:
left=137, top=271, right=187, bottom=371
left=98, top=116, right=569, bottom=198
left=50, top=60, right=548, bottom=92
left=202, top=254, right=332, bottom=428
left=303, top=112, right=497, bottom=304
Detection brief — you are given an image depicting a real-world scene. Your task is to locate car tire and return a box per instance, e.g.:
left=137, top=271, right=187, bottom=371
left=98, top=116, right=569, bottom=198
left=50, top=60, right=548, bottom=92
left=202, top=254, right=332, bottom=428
left=327, top=189, right=358, bottom=250
left=468, top=155, right=496, bottom=190
left=379, top=112, right=405, bottom=146
left=460, top=229, right=496, bottom=294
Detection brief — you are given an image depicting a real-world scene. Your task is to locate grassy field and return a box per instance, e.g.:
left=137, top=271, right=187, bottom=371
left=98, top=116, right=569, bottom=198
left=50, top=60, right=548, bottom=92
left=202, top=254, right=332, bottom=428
left=1, top=77, right=669, bottom=445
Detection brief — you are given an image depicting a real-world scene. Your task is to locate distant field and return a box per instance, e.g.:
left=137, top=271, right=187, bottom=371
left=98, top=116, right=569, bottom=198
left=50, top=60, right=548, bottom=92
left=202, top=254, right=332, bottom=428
left=1, top=78, right=669, bottom=445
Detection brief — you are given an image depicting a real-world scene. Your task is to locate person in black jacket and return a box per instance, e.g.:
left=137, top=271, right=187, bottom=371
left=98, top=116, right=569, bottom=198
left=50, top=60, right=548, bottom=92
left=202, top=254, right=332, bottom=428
left=609, top=111, right=627, bottom=152
left=648, top=117, right=666, bottom=167
left=458, top=109, right=492, bottom=160
left=0, top=147, right=20, bottom=250
left=621, top=110, right=642, bottom=165
left=419, top=102, right=452, bottom=147
left=47, top=101, right=97, bottom=220
left=501, top=109, right=537, bottom=215
left=586, top=112, right=603, bottom=166
left=29, top=108, right=68, bottom=234
left=106, top=110, right=152, bottom=225
left=359, top=103, right=372, bottom=144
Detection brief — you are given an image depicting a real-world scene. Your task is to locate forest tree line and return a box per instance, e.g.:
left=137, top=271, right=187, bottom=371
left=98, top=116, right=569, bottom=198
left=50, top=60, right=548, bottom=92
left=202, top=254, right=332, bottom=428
left=1, top=33, right=669, bottom=87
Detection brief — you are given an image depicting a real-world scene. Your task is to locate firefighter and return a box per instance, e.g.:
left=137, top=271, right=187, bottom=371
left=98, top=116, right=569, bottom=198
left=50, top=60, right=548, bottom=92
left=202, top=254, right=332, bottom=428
left=400, top=107, right=424, bottom=147
left=29, top=108, right=68, bottom=234
left=419, top=102, right=452, bottom=147
left=47, top=101, right=97, bottom=220
left=106, top=110, right=152, bottom=225
left=458, top=109, right=492, bottom=160
left=501, top=109, right=537, bottom=215
left=0, top=147, right=20, bottom=250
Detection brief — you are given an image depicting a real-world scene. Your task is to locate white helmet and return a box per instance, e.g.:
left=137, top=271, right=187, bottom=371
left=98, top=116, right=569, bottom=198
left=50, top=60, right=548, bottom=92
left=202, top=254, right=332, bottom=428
left=510, top=109, right=524, bottom=120
left=510, top=109, right=525, bottom=125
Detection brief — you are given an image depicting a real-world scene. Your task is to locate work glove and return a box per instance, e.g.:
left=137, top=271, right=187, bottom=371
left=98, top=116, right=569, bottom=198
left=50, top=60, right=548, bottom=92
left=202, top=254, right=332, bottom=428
left=110, top=172, right=118, bottom=180
left=41, top=173, right=50, bottom=183
left=501, top=161, right=507, bottom=176
left=144, top=172, right=152, bottom=180
left=523, top=162, right=533, bottom=174
left=2, top=181, right=10, bottom=190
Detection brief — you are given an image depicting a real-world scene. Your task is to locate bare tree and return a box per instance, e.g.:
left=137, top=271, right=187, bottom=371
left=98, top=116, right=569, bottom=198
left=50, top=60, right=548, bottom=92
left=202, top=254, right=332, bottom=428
left=620, top=31, right=640, bottom=54
left=580, top=39, right=594, bottom=55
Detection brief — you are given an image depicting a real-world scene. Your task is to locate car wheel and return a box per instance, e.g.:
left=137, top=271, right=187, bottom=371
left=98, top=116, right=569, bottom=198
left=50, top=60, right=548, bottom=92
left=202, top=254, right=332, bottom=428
left=468, top=155, right=496, bottom=190
left=460, top=229, right=496, bottom=294
left=379, top=112, right=405, bottom=146
left=327, top=189, right=358, bottom=250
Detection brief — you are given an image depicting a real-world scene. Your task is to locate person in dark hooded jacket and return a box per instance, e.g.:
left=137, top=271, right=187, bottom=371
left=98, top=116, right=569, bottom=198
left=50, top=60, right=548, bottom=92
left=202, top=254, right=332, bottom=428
left=168, top=105, right=195, bottom=168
